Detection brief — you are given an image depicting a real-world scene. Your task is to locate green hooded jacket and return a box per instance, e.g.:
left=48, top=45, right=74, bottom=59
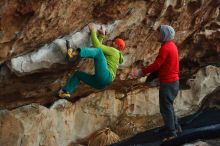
left=91, top=30, right=124, bottom=80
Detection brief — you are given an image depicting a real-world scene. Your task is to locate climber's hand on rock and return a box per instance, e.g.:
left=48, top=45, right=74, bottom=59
left=88, top=23, right=96, bottom=31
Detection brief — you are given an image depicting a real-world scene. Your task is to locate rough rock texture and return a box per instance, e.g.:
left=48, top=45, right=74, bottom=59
left=0, top=66, right=219, bottom=146
left=0, top=0, right=220, bottom=145
left=0, top=0, right=219, bottom=109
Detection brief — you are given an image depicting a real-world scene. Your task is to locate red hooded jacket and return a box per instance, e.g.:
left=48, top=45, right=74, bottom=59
left=142, top=41, right=179, bottom=83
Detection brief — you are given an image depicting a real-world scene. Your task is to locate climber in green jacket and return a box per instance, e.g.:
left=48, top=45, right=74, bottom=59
left=58, top=23, right=125, bottom=99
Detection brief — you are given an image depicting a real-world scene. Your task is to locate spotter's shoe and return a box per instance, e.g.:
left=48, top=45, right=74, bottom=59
left=162, top=135, right=176, bottom=142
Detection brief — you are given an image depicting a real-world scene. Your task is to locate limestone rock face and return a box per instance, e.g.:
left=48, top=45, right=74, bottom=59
left=0, top=66, right=219, bottom=145
left=186, top=65, right=220, bottom=103
left=0, top=0, right=220, bottom=146
left=0, top=0, right=219, bottom=108
left=0, top=110, right=24, bottom=146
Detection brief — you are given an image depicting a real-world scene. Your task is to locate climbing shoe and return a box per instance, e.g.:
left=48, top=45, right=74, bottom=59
left=67, top=48, right=74, bottom=58
left=66, top=40, right=73, bottom=58
left=58, top=89, right=71, bottom=99
left=65, top=40, right=79, bottom=62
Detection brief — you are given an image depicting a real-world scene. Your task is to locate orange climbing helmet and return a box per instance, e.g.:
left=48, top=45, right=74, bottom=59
left=114, top=38, right=125, bottom=51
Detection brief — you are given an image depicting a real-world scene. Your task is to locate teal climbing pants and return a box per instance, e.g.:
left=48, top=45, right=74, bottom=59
left=63, top=48, right=112, bottom=94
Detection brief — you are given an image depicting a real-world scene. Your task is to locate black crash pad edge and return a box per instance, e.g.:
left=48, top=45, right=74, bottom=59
left=161, top=124, right=220, bottom=146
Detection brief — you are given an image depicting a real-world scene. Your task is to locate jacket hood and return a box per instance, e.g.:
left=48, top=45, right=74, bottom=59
left=160, top=25, right=175, bottom=43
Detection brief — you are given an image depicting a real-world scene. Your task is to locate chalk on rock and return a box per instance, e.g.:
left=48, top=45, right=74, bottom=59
left=53, top=39, right=68, bottom=55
